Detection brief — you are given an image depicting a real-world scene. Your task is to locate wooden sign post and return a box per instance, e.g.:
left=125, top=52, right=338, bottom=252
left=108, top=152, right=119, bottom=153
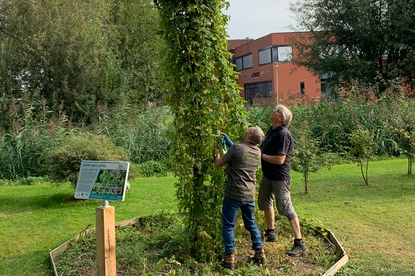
left=74, top=161, right=130, bottom=276
left=96, top=201, right=116, bottom=276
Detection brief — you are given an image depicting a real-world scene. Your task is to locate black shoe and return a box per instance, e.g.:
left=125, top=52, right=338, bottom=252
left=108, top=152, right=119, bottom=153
left=264, top=230, right=277, bottom=242
left=287, top=240, right=307, bottom=257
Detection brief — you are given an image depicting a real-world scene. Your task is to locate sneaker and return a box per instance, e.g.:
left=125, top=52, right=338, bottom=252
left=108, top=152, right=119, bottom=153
left=221, top=253, right=235, bottom=269
left=250, top=248, right=266, bottom=265
left=264, top=230, right=277, bottom=242
left=287, top=240, right=307, bottom=257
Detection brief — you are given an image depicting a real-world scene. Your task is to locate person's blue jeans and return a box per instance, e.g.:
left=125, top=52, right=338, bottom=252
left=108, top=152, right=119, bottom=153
left=222, top=197, right=263, bottom=255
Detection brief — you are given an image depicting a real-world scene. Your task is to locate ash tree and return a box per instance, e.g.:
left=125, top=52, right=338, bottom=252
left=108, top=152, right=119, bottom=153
left=154, top=0, right=247, bottom=261
left=290, top=0, right=415, bottom=96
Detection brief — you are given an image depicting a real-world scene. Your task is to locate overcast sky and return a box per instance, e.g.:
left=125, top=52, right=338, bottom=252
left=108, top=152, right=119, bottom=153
left=224, top=0, right=297, bottom=40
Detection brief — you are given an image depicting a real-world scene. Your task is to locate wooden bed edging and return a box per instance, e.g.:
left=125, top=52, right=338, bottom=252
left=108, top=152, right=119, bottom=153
left=50, top=218, right=348, bottom=276
left=321, top=230, right=349, bottom=276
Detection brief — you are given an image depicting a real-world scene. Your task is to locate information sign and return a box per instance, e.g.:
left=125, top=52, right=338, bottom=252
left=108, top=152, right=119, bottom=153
left=75, top=160, right=130, bottom=201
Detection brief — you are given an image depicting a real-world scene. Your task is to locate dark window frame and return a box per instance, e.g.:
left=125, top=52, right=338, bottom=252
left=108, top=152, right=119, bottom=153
left=244, top=81, right=273, bottom=104
left=258, top=45, right=293, bottom=65
left=233, top=53, right=253, bottom=71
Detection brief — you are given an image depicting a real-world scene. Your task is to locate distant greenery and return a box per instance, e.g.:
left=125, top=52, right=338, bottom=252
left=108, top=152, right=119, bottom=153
left=0, top=0, right=164, bottom=124
left=1, top=96, right=415, bottom=181
left=42, top=133, right=130, bottom=185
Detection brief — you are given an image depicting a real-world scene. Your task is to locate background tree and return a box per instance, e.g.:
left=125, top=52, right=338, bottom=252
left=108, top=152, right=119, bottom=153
left=290, top=0, right=415, bottom=96
left=154, top=0, right=247, bottom=261
left=0, top=0, right=164, bottom=125
left=348, top=128, right=378, bottom=185
left=109, top=0, right=165, bottom=106
left=291, top=121, right=331, bottom=193
left=389, top=97, right=415, bottom=175
left=0, top=0, right=121, bottom=122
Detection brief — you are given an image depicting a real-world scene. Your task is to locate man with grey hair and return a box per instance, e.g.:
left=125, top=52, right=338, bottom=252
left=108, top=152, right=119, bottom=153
left=259, top=104, right=307, bottom=257
left=214, top=126, right=266, bottom=269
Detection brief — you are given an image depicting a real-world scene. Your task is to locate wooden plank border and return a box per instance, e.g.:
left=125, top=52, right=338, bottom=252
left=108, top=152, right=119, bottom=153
left=50, top=218, right=348, bottom=275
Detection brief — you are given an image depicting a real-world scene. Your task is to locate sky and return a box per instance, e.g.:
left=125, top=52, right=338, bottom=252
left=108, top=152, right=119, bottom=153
left=224, top=0, right=297, bottom=40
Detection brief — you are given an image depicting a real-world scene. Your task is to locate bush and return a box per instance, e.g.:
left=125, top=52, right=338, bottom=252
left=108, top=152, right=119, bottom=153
left=134, top=160, right=169, bottom=177
left=42, top=133, right=130, bottom=185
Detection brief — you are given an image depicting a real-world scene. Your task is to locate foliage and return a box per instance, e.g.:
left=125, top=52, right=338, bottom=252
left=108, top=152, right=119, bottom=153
left=0, top=0, right=119, bottom=121
left=42, top=133, right=130, bottom=186
left=154, top=0, right=248, bottom=261
left=97, top=105, right=172, bottom=164
left=0, top=0, right=164, bottom=123
left=135, top=160, right=169, bottom=177
left=247, top=107, right=273, bottom=132
left=387, top=96, right=415, bottom=175
left=108, top=0, right=165, bottom=105
left=348, top=128, right=378, bottom=185
left=290, top=0, right=415, bottom=96
left=291, top=121, right=331, bottom=193
left=0, top=97, right=68, bottom=179
left=291, top=95, right=405, bottom=156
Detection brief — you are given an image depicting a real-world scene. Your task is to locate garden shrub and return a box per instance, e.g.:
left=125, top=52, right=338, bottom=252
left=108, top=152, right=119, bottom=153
left=135, top=160, right=168, bottom=177
left=42, top=133, right=130, bottom=186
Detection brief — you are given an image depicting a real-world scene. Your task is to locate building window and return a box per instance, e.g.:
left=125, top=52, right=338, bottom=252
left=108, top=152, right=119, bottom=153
left=275, top=46, right=293, bottom=62
left=235, top=57, right=243, bottom=71
left=244, top=81, right=272, bottom=104
left=242, top=54, right=253, bottom=69
left=233, top=53, right=253, bottom=71
left=259, top=46, right=293, bottom=65
left=300, top=82, right=305, bottom=94
left=259, top=48, right=272, bottom=65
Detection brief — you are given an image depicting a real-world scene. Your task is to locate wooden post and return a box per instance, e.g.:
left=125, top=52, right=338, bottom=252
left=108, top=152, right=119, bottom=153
left=96, top=202, right=116, bottom=276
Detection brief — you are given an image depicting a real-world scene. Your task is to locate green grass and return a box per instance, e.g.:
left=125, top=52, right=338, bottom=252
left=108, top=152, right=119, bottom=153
left=1, top=159, right=415, bottom=275
left=0, top=177, right=177, bottom=276
left=290, top=158, right=415, bottom=275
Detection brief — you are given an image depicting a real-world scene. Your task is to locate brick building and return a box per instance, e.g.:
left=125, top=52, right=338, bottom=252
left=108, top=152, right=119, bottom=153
left=228, top=32, right=322, bottom=106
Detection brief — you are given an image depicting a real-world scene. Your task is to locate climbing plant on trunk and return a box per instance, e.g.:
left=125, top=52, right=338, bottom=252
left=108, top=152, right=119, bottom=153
left=154, top=0, right=247, bottom=261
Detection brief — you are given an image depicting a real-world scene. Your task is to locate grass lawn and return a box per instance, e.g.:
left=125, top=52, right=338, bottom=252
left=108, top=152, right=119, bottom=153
left=290, top=158, right=415, bottom=275
left=0, top=159, right=414, bottom=275
left=0, top=177, right=178, bottom=276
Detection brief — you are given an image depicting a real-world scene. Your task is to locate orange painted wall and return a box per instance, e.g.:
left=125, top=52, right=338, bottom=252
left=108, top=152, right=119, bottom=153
left=229, top=32, right=321, bottom=105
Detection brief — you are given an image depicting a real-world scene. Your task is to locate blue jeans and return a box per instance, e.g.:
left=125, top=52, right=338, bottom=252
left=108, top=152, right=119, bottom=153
left=222, top=197, right=263, bottom=255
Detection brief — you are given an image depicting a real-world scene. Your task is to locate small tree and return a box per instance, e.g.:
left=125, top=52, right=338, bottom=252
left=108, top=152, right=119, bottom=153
left=397, top=126, right=415, bottom=175
left=292, top=121, right=330, bottom=193
left=348, top=128, right=378, bottom=185
left=389, top=97, right=415, bottom=175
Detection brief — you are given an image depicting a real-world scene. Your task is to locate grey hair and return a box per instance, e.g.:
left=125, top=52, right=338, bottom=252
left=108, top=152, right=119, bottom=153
left=276, top=104, right=292, bottom=126
left=248, top=126, right=265, bottom=144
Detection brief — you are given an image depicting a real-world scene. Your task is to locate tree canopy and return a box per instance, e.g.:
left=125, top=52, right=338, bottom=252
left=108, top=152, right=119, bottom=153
left=290, top=0, right=415, bottom=96
left=0, top=0, right=164, bottom=125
